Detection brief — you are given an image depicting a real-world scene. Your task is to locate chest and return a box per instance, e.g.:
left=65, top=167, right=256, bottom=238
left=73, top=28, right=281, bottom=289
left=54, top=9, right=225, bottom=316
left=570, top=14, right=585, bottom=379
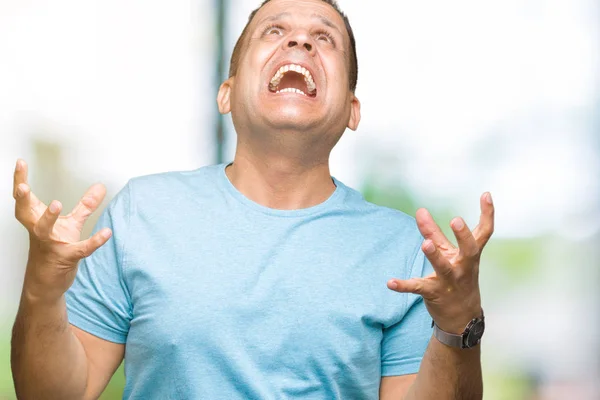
left=122, top=220, right=399, bottom=375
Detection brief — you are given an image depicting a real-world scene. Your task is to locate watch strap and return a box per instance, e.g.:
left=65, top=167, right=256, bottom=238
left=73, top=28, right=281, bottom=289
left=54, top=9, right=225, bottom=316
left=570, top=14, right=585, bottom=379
left=432, top=324, right=465, bottom=348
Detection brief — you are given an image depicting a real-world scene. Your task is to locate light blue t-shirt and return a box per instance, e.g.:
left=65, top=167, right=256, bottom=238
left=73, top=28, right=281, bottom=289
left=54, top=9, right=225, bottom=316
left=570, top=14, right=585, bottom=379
left=66, top=163, right=433, bottom=399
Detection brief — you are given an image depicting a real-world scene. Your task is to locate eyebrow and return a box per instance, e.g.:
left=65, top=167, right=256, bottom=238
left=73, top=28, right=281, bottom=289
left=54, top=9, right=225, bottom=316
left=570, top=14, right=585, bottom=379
left=311, top=13, right=339, bottom=32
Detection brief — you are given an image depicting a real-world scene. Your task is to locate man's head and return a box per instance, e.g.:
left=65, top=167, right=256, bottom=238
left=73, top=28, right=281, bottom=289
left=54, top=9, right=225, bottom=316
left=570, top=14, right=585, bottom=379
left=217, top=0, right=361, bottom=155
left=229, top=0, right=358, bottom=93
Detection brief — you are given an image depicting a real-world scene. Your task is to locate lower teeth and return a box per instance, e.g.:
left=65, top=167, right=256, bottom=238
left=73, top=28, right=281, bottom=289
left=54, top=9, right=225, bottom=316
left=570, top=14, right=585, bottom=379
left=276, top=88, right=306, bottom=96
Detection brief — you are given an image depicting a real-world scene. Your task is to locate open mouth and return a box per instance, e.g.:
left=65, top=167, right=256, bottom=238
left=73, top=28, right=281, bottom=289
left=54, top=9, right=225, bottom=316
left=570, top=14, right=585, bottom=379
left=268, top=63, right=317, bottom=98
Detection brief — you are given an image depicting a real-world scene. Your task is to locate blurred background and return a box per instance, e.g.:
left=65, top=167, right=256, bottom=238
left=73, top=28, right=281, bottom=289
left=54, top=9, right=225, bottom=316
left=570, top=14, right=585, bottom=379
left=1, top=0, right=598, bottom=398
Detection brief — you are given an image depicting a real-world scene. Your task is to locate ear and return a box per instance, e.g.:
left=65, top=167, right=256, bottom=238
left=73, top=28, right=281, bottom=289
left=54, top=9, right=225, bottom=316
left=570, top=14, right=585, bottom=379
left=217, top=78, right=234, bottom=114
left=347, top=94, right=361, bottom=131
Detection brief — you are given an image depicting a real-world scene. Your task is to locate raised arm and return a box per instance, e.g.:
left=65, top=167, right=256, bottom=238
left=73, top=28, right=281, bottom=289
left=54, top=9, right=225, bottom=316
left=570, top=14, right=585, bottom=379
left=382, top=193, right=494, bottom=400
left=10, top=159, right=124, bottom=400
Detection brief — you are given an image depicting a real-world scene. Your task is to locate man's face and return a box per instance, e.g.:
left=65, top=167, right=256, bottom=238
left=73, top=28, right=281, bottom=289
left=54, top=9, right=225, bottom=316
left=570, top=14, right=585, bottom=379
left=220, top=0, right=360, bottom=138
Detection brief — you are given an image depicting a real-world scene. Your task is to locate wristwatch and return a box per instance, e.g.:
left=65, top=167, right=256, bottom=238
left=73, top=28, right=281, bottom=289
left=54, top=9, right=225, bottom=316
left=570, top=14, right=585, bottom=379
left=432, top=309, right=485, bottom=349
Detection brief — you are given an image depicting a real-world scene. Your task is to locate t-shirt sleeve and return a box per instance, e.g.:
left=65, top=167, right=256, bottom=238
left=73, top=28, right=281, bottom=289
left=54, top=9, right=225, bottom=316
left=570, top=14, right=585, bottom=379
left=381, top=245, right=434, bottom=376
left=65, top=183, right=133, bottom=344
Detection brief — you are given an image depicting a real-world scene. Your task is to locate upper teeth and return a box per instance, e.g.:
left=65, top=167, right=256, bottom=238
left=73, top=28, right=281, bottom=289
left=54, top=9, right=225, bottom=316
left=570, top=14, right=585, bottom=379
left=269, top=63, right=317, bottom=94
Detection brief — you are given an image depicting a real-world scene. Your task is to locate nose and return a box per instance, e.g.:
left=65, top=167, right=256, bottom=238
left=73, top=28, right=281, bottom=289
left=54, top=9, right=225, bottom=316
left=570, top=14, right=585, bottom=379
left=283, top=29, right=316, bottom=56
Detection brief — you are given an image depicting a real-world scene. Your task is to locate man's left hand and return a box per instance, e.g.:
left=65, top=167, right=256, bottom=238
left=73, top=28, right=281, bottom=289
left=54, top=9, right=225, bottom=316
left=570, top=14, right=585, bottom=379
left=387, top=193, right=495, bottom=334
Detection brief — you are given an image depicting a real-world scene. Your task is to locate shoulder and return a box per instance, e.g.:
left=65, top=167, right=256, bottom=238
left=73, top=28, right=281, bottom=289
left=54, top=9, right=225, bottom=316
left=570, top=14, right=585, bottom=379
left=110, top=164, right=224, bottom=219
left=126, top=164, right=222, bottom=195
left=336, top=179, right=421, bottom=240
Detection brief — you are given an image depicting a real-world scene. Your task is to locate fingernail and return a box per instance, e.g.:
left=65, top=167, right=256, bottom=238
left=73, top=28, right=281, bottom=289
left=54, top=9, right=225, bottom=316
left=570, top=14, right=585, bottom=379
left=15, top=160, right=21, bottom=171
left=388, top=280, right=398, bottom=289
left=423, top=240, right=435, bottom=254
left=16, top=186, right=24, bottom=197
left=453, top=218, right=464, bottom=230
left=49, top=202, right=59, bottom=213
left=101, top=229, right=111, bottom=239
left=486, top=193, right=493, bottom=205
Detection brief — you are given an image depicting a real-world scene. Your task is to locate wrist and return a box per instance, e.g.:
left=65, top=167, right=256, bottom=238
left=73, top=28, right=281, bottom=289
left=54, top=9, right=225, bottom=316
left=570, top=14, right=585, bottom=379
left=22, top=273, right=67, bottom=305
left=433, top=307, right=483, bottom=334
left=24, top=258, right=75, bottom=301
left=432, top=308, right=485, bottom=349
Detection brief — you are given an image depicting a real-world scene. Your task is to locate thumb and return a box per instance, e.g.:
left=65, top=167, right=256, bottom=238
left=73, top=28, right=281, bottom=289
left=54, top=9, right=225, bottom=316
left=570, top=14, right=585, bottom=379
left=64, top=228, right=112, bottom=262
left=387, top=278, right=430, bottom=296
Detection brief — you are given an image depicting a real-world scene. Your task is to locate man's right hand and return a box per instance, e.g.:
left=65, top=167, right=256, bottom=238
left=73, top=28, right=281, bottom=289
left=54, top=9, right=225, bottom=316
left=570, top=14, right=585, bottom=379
left=13, top=159, right=112, bottom=302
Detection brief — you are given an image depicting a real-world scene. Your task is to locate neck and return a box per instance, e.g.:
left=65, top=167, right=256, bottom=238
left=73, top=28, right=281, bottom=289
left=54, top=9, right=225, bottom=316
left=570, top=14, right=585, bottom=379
left=226, top=144, right=336, bottom=210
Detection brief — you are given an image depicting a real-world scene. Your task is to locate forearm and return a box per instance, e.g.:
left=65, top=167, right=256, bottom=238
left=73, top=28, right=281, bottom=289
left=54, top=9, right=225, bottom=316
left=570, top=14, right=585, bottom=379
left=403, top=336, right=482, bottom=400
left=11, top=284, right=89, bottom=399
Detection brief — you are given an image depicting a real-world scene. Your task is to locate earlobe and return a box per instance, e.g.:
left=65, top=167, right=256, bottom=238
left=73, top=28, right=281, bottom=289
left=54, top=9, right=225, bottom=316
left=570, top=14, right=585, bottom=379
left=347, top=95, right=361, bottom=131
left=217, top=78, right=233, bottom=114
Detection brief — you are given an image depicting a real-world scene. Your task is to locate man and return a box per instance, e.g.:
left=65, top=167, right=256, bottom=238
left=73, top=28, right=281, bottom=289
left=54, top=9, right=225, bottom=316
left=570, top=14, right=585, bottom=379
left=11, top=0, right=494, bottom=398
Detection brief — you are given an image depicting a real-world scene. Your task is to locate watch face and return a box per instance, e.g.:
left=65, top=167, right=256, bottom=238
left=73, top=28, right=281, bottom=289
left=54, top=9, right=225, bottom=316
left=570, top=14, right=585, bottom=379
left=465, top=320, right=485, bottom=347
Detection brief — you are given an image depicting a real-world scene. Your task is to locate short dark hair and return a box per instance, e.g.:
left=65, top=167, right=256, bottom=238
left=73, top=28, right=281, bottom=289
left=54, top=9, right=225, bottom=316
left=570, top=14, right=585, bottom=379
left=228, top=0, right=358, bottom=92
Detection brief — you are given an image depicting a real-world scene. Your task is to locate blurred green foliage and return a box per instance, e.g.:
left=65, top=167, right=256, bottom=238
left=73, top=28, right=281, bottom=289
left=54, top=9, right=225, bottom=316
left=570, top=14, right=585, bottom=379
left=362, top=180, right=457, bottom=243
left=100, top=364, right=126, bottom=399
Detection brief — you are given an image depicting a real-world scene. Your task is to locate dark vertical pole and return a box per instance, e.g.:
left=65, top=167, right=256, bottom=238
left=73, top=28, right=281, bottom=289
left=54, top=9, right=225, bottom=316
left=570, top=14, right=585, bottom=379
left=215, top=0, right=228, bottom=164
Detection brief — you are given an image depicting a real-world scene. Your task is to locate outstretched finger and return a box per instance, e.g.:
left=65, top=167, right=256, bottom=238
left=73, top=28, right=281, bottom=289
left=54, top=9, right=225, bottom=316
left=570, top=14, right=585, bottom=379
left=68, top=184, right=107, bottom=225
left=64, top=228, right=112, bottom=262
left=34, top=201, right=62, bottom=240
left=387, top=277, right=434, bottom=298
left=472, top=192, right=495, bottom=249
left=13, top=159, right=28, bottom=199
left=14, top=160, right=46, bottom=221
left=416, top=208, right=454, bottom=251
left=422, top=239, right=454, bottom=279
left=450, top=217, right=479, bottom=259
